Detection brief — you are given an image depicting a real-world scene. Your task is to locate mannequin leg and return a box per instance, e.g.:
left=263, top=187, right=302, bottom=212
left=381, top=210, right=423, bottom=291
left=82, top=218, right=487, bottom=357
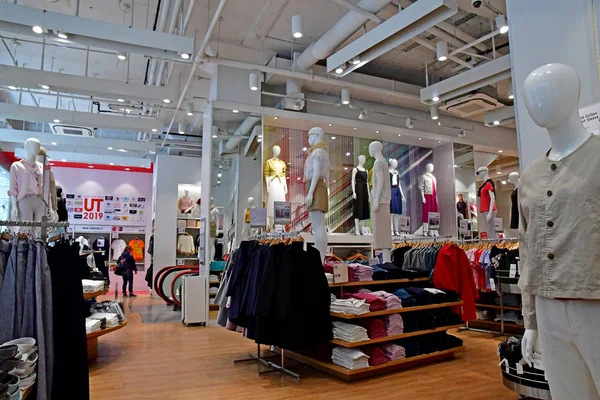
left=355, top=218, right=361, bottom=235
left=536, top=296, right=600, bottom=400
left=31, top=196, right=45, bottom=222
left=17, top=196, right=35, bottom=220
left=486, top=211, right=497, bottom=239
left=381, top=248, right=391, bottom=263
left=309, top=211, right=327, bottom=261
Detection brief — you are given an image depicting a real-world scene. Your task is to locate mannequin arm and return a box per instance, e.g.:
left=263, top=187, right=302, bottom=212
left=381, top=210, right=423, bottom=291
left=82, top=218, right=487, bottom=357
left=373, top=162, right=384, bottom=211
left=419, top=176, right=426, bottom=203
left=283, top=179, right=288, bottom=195
left=352, top=168, right=357, bottom=199
left=399, top=182, right=406, bottom=201
left=265, top=176, right=272, bottom=194
left=10, top=195, right=18, bottom=219
left=305, top=158, right=321, bottom=208
left=486, top=191, right=496, bottom=221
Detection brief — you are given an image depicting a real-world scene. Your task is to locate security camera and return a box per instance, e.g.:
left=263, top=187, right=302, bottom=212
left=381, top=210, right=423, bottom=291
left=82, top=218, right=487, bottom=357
left=358, top=110, right=367, bottom=120
left=458, top=129, right=466, bottom=138
left=471, top=0, right=482, bottom=8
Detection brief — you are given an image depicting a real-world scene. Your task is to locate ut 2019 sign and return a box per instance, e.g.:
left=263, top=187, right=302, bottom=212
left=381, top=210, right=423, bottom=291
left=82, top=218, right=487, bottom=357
left=65, top=194, right=147, bottom=226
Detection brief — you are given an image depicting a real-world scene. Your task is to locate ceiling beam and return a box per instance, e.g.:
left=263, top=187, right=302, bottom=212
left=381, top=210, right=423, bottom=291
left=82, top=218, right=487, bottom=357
left=13, top=148, right=153, bottom=167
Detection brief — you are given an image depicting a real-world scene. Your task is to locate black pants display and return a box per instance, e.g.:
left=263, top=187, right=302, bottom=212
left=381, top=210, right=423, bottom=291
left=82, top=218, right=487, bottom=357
left=122, top=270, right=134, bottom=294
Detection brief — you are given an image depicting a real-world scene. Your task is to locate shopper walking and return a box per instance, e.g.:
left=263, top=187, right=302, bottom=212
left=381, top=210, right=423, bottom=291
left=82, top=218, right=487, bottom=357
left=118, top=245, right=137, bottom=297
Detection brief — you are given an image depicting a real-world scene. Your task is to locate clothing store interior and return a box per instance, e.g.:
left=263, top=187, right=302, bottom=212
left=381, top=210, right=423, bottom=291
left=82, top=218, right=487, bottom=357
left=0, top=0, right=599, bottom=399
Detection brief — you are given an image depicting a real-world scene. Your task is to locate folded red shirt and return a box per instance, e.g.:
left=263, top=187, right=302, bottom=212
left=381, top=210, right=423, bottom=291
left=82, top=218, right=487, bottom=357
left=363, top=318, right=386, bottom=339
left=343, top=293, right=386, bottom=311
left=363, top=346, right=388, bottom=366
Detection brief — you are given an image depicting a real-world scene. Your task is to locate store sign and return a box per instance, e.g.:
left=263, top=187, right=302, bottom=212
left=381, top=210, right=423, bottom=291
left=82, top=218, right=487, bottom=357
left=273, top=201, right=291, bottom=224
left=73, top=225, right=112, bottom=233
left=580, top=102, right=600, bottom=135
left=459, top=219, right=469, bottom=235
left=333, top=262, right=349, bottom=284
left=250, top=208, right=267, bottom=228
left=398, top=216, right=410, bottom=232
left=427, top=212, right=440, bottom=230
left=65, top=194, right=147, bottom=226
left=494, top=217, right=504, bottom=232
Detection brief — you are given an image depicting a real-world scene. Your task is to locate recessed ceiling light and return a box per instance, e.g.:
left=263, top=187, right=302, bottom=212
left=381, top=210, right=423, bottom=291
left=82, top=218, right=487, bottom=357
left=344, top=167, right=349, bottom=170
left=163, top=99, right=171, bottom=104
left=53, top=119, right=60, bottom=123
left=398, top=134, right=402, bottom=137
left=7, top=85, right=17, bottom=90
left=493, top=120, right=500, bottom=125
left=232, top=109, right=239, bottom=113
left=61, top=159, right=66, bottom=162
left=498, top=149, right=503, bottom=153
left=376, top=130, right=379, bottom=133
left=432, top=96, right=440, bottom=102
left=51, top=142, right=57, bottom=146
left=335, top=63, right=346, bottom=74
left=39, top=84, right=50, bottom=90
left=418, top=137, right=422, bottom=140
left=331, top=136, right=336, bottom=140
left=57, top=32, right=68, bottom=39
left=353, top=127, right=357, bottom=130
left=180, top=53, right=191, bottom=60
left=152, top=128, right=158, bottom=132
left=328, top=123, right=332, bottom=127
left=108, top=147, right=113, bottom=150
left=88, top=165, right=94, bottom=168
left=212, top=134, right=218, bottom=138
left=453, top=164, right=458, bottom=168
left=116, top=51, right=127, bottom=61
left=117, top=98, right=125, bottom=103
left=438, top=140, right=442, bottom=143
left=32, top=25, right=44, bottom=34
left=501, top=179, right=507, bottom=184
left=125, top=168, right=131, bottom=171
left=217, top=173, right=222, bottom=178
left=346, top=152, right=351, bottom=156
left=302, top=147, right=307, bottom=152
left=274, top=116, right=278, bottom=120
left=118, top=149, right=128, bottom=152
left=497, top=171, right=502, bottom=175
left=109, top=162, right=114, bottom=165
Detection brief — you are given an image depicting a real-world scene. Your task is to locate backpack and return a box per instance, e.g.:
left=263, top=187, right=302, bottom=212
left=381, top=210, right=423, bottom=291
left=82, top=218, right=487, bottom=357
left=114, top=257, right=127, bottom=276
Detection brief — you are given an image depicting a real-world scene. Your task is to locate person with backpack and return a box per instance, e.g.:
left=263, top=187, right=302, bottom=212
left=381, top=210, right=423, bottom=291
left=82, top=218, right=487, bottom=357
left=118, top=245, right=137, bottom=297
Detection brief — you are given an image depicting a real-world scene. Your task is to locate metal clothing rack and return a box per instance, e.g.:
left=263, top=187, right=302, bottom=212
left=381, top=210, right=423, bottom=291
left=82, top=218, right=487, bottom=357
left=0, top=218, right=70, bottom=242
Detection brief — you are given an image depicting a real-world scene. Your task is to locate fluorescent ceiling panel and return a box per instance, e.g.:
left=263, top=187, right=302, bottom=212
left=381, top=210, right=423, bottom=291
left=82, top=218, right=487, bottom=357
left=420, top=55, right=512, bottom=105
left=0, top=2, right=193, bottom=60
left=326, top=0, right=457, bottom=76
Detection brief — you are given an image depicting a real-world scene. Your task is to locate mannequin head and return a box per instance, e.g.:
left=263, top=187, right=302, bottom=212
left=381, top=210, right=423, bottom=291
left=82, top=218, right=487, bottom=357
left=425, top=163, right=434, bottom=173
left=24, top=138, right=41, bottom=161
left=476, top=166, right=489, bottom=181
left=56, top=186, right=63, bottom=198
left=272, top=145, right=281, bottom=159
left=357, top=155, right=366, bottom=166
left=508, top=172, right=520, bottom=186
left=389, top=159, right=398, bottom=170
left=523, top=63, right=580, bottom=128
left=368, top=141, right=383, bottom=158
left=210, top=196, right=214, bottom=204
left=248, top=196, right=254, bottom=206
left=184, top=189, right=189, bottom=197
left=308, top=127, right=324, bottom=146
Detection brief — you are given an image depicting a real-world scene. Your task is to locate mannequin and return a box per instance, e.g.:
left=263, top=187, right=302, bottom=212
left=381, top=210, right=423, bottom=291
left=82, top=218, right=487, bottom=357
left=264, top=145, right=288, bottom=228
left=8, top=138, right=45, bottom=222
left=56, top=186, right=68, bottom=222
left=419, top=163, right=438, bottom=232
left=37, top=147, right=58, bottom=222
left=369, top=141, right=392, bottom=263
left=519, top=63, right=600, bottom=400
left=476, top=166, right=496, bottom=239
left=507, top=172, right=520, bottom=230
left=352, top=155, right=370, bottom=235
left=178, top=190, right=194, bottom=213
left=241, top=196, right=255, bottom=241
left=388, top=159, right=406, bottom=235
left=210, top=197, right=219, bottom=261
left=304, top=127, right=330, bottom=261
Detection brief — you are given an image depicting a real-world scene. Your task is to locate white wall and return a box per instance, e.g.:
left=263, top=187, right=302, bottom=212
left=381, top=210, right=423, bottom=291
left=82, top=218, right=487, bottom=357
left=454, top=167, right=476, bottom=194
left=234, top=148, right=262, bottom=247
left=507, top=0, right=600, bottom=168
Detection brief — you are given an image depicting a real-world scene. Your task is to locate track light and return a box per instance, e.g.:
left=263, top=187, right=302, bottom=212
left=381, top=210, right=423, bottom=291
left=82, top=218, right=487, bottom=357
left=292, top=15, right=303, bottom=39
left=39, top=84, right=50, bottom=90
left=507, top=84, right=514, bottom=100
left=186, top=102, right=194, bottom=116
left=117, top=98, right=125, bottom=103
left=358, top=109, right=367, bottom=120
left=335, top=63, right=346, bottom=74
left=116, top=51, right=127, bottom=61
left=7, top=86, right=17, bottom=90
left=496, top=14, right=509, bottom=34
left=56, top=32, right=68, bottom=39
left=53, top=119, right=60, bottom=123
left=436, top=41, right=448, bottom=62
left=350, top=56, right=361, bottom=65
left=341, top=88, right=351, bottom=105
left=406, top=118, right=414, bottom=129
left=178, top=122, right=185, bottom=134
left=430, top=106, right=439, bottom=120
left=249, top=72, right=259, bottom=91
left=32, top=25, right=44, bottom=34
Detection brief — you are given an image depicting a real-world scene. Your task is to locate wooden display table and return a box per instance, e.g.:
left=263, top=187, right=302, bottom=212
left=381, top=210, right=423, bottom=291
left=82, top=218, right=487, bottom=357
left=83, top=289, right=108, bottom=301
left=87, top=321, right=128, bottom=361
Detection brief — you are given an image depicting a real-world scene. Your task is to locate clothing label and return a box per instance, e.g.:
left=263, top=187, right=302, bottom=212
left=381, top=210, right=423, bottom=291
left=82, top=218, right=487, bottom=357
left=516, top=362, right=524, bottom=375
left=459, top=219, right=469, bottom=234
left=494, top=217, right=504, bottom=232
left=361, top=227, right=372, bottom=235
left=427, top=212, right=440, bottom=230
left=111, top=232, right=118, bottom=239
left=509, top=264, right=517, bottom=278
left=250, top=208, right=267, bottom=228
left=178, top=227, right=185, bottom=234
left=399, top=216, right=410, bottom=232
left=489, top=278, right=496, bottom=291
left=333, top=263, right=349, bottom=284
left=273, top=202, right=291, bottom=225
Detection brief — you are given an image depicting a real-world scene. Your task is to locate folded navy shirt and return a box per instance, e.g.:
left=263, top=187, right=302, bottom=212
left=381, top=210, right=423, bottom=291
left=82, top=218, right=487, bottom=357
left=404, top=287, right=431, bottom=306
left=372, top=266, right=388, bottom=281
left=393, top=289, right=416, bottom=307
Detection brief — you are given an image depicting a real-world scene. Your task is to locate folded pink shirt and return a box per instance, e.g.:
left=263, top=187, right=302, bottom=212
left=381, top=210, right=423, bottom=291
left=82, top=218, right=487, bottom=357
left=8, top=160, right=43, bottom=202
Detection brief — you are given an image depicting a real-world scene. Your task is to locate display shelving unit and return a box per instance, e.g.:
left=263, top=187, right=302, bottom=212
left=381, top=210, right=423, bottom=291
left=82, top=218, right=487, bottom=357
left=83, top=288, right=127, bottom=361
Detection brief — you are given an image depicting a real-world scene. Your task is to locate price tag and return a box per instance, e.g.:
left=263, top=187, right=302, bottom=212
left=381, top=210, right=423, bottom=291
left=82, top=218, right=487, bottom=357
left=505, top=365, right=510, bottom=373
left=361, top=227, right=372, bottom=235
left=489, top=278, right=496, bottom=291
left=250, top=208, right=267, bottom=228
left=178, top=227, right=185, bottom=234
left=97, top=238, right=105, bottom=247
left=427, top=212, right=440, bottom=230
left=274, top=224, right=284, bottom=233
left=333, top=263, right=349, bottom=284
left=516, top=362, right=524, bottom=375
left=509, top=264, right=517, bottom=278
left=111, top=232, right=118, bottom=239
left=399, top=216, right=410, bottom=232
left=494, top=217, right=504, bottom=232
left=459, top=219, right=469, bottom=234
left=303, top=241, right=308, bottom=252
left=177, top=258, right=184, bottom=265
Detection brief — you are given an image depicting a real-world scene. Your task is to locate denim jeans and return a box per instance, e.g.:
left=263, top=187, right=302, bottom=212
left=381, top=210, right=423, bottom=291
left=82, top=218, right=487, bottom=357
left=122, top=270, right=134, bottom=295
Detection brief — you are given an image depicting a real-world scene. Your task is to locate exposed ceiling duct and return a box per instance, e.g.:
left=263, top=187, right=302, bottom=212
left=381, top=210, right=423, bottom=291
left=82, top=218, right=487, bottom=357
left=224, top=116, right=261, bottom=151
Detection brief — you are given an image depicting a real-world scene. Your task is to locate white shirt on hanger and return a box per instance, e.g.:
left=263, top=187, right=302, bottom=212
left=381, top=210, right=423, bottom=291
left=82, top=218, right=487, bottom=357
left=111, top=238, right=127, bottom=260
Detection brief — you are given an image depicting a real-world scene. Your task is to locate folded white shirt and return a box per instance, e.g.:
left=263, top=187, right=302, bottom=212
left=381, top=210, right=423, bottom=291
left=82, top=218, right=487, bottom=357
left=332, top=347, right=370, bottom=370
left=330, top=298, right=370, bottom=315
left=332, top=321, right=369, bottom=342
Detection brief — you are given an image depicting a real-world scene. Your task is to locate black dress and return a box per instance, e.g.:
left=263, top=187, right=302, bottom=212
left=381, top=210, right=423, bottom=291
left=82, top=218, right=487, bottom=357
left=510, top=188, right=519, bottom=229
left=353, top=169, right=370, bottom=220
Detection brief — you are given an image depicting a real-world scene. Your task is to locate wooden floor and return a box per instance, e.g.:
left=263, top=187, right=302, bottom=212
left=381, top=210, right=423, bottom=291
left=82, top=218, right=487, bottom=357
left=89, top=295, right=517, bottom=400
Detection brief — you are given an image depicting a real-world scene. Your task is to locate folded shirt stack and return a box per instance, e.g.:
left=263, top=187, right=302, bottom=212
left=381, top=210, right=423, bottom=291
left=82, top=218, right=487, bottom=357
left=89, top=312, right=119, bottom=328
left=377, top=263, right=404, bottom=279
left=330, top=298, right=370, bottom=315
left=370, top=291, right=402, bottom=310
left=323, top=262, right=356, bottom=281
left=209, top=274, right=220, bottom=283
left=363, top=346, right=388, bottom=366
left=384, top=314, right=404, bottom=336
left=331, top=293, right=337, bottom=304
left=332, top=321, right=369, bottom=343
left=348, top=263, right=373, bottom=281
left=82, top=279, right=105, bottom=293
left=393, top=289, right=416, bottom=307
left=372, top=265, right=388, bottom=280
left=424, top=288, right=447, bottom=304
left=325, top=273, right=334, bottom=284
left=209, top=287, right=219, bottom=294
left=382, top=343, right=406, bottom=361
left=91, top=300, right=126, bottom=323
left=404, top=287, right=432, bottom=305
left=331, top=347, right=370, bottom=370
left=343, top=293, right=386, bottom=311
left=363, top=318, right=386, bottom=339
left=85, top=318, right=102, bottom=333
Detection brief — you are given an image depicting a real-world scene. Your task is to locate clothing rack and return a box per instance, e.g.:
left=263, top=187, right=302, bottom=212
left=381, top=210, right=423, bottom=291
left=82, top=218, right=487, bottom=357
left=0, top=218, right=70, bottom=241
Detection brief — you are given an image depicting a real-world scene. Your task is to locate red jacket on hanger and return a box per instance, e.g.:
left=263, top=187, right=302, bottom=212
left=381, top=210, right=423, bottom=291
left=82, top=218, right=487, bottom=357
left=433, top=243, right=478, bottom=322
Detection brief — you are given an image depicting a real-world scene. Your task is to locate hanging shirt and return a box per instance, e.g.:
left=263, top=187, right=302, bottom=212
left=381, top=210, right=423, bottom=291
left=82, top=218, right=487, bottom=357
left=419, top=173, right=436, bottom=195
left=263, top=158, right=287, bottom=181
left=177, top=234, right=196, bottom=255
left=128, top=238, right=145, bottom=261
left=110, top=239, right=126, bottom=261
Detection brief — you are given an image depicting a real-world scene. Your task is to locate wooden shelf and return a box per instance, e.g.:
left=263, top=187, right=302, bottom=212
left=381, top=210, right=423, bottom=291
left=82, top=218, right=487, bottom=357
left=331, top=301, right=463, bottom=320
left=285, top=346, right=464, bottom=381
left=329, top=277, right=429, bottom=288
left=209, top=304, right=219, bottom=310
left=331, top=324, right=464, bottom=348
left=209, top=281, right=221, bottom=285
left=83, top=289, right=108, bottom=300
left=87, top=320, right=128, bottom=339
left=475, top=303, right=521, bottom=312
left=87, top=320, right=128, bottom=361
left=467, top=320, right=524, bottom=328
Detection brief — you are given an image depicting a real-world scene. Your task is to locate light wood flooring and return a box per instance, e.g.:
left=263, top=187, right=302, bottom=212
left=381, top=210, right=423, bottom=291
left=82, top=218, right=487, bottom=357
left=89, top=295, right=517, bottom=400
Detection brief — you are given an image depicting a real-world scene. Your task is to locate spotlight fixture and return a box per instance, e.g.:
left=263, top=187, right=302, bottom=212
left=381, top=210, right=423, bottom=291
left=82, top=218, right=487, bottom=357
left=432, top=96, right=440, bottom=102
left=358, top=109, right=367, bottom=120
left=217, top=172, right=222, bottom=178
left=232, top=109, right=239, bottom=113
left=117, top=149, right=128, bottom=152
left=163, top=99, right=171, bottom=104
left=350, top=56, right=361, bottom=65
left=418, top=137, right=422, bottom=140
left=346, top=152, right=351, bottom=156
left=39, top=84, right=50, bottom=90
left=217, top=180, right=221, bottom=185
left=186, top=102, right=194, bottom=116
left=178, top=122, right=185, bottom=134
left=32, top=25, right=44, bottom=34
left=376, top=130, right=380, bottom=133
left=436, top=40, right=448, bottom=62
left=398, top=134, right=402, bottom=137
left=335, top=63, right=347, bottom=74
left=496, top=14, right=509, bottom=34
left=493, top=120, right=500, bottom=126
left=116, top=51, right=127, bottom=61
left=56, top=32, right=68, bottom=39
left=353, top=127, right=357, bottom=130
left=292, top=14, right=303, bottom=39
left=430, top=106, right=439, bottom=120
left=212, top=133, right=218, bottom=138
left=501, top=179, right=507, bottom=185
left=249, top=72, right=259, bottom=91
left=438, top=121, right=441, bottom=126
left=51, top=142, right=57, bottom=146
left=302, top=147, right=307, bottom=152
left=507, top=84, right=514, bottom=100
left=180, top=53, right=191, bottom=60
left=331, top=136, right=337, bottom=140
left=274, top=116, right=278, bottom=120
left=53, top=119, right=60, bottom=123
left=454, top=164, right=458, bottom=168
left=109, top=162, right=114, bottom=165
left=328, top=123, right=332, bottom=126
left=7, top=86, right=17, bottom=90
left=107, top=147, right=113, bottom=150
left=117, top=98, right=125, bottom=103
left=341, top=88, right=351, bottom=105
left=152, top=128, right=158, bottom=132
left=498, top=149, right=503, bottom=153
left=405, top=117, right=414, bottom=129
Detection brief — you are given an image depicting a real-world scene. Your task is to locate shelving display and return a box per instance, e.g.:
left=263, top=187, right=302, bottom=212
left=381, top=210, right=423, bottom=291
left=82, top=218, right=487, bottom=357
left=330, top=301, right=464, bottom=319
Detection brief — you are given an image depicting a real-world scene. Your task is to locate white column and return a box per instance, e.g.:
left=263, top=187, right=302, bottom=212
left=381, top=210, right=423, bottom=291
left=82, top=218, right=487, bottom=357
left=200, top=103, right=213, bottom=274
left=507, top=0, right=600, bottom=168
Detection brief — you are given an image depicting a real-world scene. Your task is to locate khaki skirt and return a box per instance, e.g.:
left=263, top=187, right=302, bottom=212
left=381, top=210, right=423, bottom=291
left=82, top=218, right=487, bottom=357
left=306, top=179, right=329, bottom=213
left=372, top=204, right=392, bottom=249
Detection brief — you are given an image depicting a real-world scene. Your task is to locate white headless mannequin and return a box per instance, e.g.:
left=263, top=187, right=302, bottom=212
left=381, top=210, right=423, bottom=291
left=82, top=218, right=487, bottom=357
left=210, top=197, right=219, bottom=260
left=520, top=63, right=595, bottom=394
left=419, top=163, right=438, bottom=235
left=9, top=138, right=45, bottom=222
left=265, top=145, right=288, bottom=229
left=36, top=149, right=58, bottom=222
left=476, top=166, right=497, bottom=239
left=388, top=159, right=405, bottom=236
left=369, top=141, right=392, bottom=263
left=305, top=127, right=329, bottom=261
left=352, top=155, right=369, bottom=235
left=242, top=196, right=255, bottom=241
